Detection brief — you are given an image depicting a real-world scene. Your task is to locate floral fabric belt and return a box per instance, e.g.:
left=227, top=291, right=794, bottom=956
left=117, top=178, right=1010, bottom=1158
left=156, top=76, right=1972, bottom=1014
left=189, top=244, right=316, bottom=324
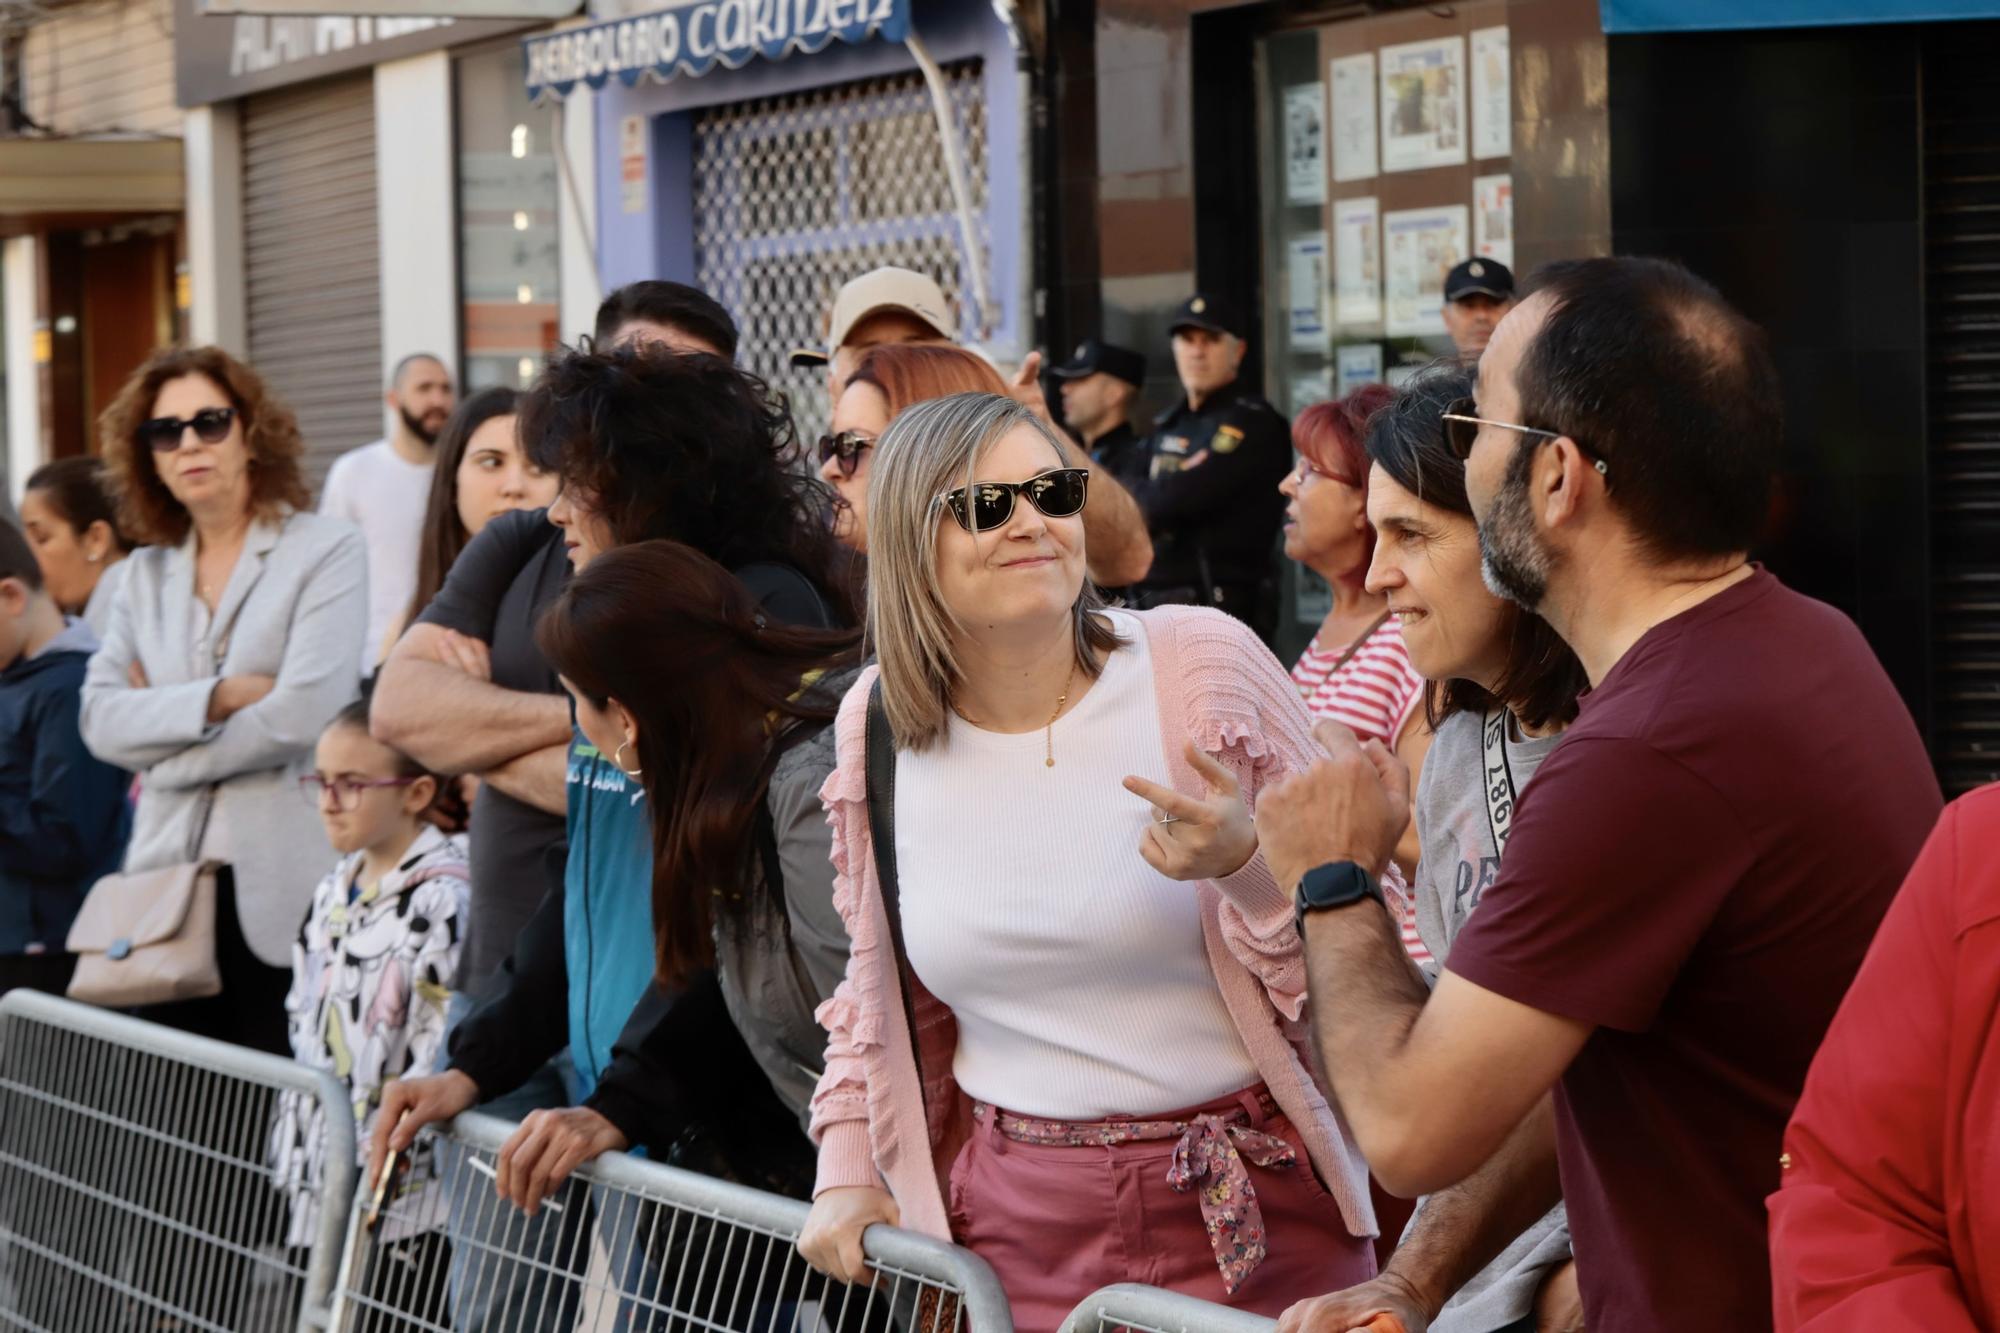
left=977, top=1092, right=1297, bottom=1294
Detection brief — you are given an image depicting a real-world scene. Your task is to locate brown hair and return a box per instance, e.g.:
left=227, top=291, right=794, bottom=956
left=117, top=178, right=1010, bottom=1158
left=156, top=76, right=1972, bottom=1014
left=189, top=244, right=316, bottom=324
left=535, top=540, right=863, bottom=988
left=406, top=385, right=525, bottom=628
left=98, top=345, right=312, bottom=547
left=846, top=343, right=1008, bottom=418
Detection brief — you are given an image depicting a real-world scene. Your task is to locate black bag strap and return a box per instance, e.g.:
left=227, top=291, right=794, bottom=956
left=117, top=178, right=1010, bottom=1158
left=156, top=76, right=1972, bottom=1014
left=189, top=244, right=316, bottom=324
left=864, top=677, right=927, bottom=1112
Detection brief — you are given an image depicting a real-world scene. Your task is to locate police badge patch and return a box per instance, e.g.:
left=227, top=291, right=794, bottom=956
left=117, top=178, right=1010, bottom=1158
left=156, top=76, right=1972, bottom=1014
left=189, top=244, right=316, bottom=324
left=1211, top=424, right=1245, bottom=454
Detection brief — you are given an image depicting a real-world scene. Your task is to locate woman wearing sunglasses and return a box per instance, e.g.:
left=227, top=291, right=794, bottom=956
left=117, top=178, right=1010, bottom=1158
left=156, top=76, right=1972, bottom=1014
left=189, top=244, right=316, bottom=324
left=796, top=392, right=1378, bottom=1329
left=818, top=342, right=1008, bottom=552
left=81, top=345, right=366, bottom=1053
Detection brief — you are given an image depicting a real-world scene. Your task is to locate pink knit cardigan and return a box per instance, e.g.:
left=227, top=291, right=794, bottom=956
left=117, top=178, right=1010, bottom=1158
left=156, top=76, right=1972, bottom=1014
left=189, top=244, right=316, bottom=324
left=807, top=605, right=1378, bottom=1243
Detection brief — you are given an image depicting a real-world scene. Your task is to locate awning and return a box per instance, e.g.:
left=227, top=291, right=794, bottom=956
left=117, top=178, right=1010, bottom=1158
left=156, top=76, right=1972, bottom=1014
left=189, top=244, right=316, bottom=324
left=0, top=138, right=184, bottom=218
left=523, top=0, right=909, bottom=100
left=1603, top=0, right=2000, bottom=32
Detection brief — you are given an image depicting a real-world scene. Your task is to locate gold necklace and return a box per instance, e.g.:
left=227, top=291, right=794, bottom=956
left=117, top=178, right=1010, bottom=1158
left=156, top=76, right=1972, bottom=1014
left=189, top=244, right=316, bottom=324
left=952, top=663, right=1078, bottom=768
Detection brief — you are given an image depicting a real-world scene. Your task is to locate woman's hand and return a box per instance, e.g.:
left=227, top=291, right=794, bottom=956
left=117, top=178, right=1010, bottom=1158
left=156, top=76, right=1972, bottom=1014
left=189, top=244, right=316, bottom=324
left=367, top=1070, right=479, bottom=1192
left=127, top=659, right=150, bottom=689
left=1124, top=740, right=1258, bottom=881
left=494, top=1107, right=628, bottom=1216
left=205, top=673, right=275, bottom=723
left=798, top=1185, right=900, bottom=1285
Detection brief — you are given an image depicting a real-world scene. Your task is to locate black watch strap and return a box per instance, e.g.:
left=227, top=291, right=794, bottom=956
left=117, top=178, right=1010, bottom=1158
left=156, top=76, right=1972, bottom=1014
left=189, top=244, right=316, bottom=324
left=1293, top=860, right=1385, bottom=933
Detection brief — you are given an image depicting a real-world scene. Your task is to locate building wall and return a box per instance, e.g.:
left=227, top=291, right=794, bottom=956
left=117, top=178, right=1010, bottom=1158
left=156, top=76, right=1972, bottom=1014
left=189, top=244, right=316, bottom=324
left=23, top=0, right=180, bottom=137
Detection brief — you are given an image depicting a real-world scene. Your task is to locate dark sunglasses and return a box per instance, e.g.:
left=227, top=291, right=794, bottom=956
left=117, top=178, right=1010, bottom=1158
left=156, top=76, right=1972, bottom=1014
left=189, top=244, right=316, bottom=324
left=1440, top=397, right=1609, bottom=477
left=816, top=430, right=874, bottom=478
left=139, top=407, right=236, bottom=453
left=938, top=467, right=1090, bottom=533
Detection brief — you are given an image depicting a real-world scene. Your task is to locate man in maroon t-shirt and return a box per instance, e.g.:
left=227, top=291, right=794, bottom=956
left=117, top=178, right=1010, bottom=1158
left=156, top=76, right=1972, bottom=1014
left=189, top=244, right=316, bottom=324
left=1256, top=257, right=1940, bottom=1331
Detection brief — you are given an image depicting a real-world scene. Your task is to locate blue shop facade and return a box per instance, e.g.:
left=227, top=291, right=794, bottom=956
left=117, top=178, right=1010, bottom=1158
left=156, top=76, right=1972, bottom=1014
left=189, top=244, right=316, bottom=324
left=525, top=0, right=1028, bottom=439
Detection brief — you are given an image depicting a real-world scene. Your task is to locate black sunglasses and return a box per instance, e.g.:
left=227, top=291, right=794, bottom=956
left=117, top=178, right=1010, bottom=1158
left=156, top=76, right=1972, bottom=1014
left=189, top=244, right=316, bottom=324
left=816, top=430, right=874, bottom=478
left=938, top=467, right=1090, bottom=533
left=139, top=406, right=236, bottom=453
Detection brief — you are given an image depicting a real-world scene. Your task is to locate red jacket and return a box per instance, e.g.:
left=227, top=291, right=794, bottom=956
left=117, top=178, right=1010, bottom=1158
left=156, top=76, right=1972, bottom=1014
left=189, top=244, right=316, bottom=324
left=1769, top=786, right=2000, bottom=1329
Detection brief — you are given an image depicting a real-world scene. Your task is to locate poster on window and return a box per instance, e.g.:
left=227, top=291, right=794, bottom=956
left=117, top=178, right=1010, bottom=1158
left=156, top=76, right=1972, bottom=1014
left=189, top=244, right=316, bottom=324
left=1385, top=204, right=1469, bottom=336
left=1334, top=197, right=1382, bottom=326
left=1336, top=343, right=1383, bottom=397
left=1289, top=370, right=1334, bottom=414
left=1329, top=53, right=1378, bottom=183
left=1288, top=231, right=1330, bottom=345
left=1284, top=84, right=1328, bottom=204
left=1474, top=174, right=1514, bottom=268
left=1470, top=27, right=1510, bottom=160
left=1379, top=37, right=1466, bottom=172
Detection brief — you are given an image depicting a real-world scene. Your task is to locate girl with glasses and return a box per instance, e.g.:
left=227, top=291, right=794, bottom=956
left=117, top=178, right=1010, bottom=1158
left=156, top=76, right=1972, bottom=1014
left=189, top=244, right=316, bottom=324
left=274, top=688, right=467, bottom=1324
left=796, top=392, right=1378, bottom=1329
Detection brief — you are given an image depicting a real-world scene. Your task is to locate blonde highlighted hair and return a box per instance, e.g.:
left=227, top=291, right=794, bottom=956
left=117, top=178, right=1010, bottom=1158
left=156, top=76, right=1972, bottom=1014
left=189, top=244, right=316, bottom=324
left=865, top=391, right=1123, bottom=751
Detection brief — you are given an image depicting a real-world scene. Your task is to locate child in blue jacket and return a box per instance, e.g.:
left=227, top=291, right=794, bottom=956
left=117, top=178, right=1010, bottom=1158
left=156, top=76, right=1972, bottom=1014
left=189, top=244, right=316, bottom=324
left=0, top=520, right=129, bottom=996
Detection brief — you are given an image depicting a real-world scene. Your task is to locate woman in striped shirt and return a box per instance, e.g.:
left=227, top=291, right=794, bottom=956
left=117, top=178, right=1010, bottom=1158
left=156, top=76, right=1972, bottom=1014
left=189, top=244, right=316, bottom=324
left=1279, top=387, right=1433, bottom=957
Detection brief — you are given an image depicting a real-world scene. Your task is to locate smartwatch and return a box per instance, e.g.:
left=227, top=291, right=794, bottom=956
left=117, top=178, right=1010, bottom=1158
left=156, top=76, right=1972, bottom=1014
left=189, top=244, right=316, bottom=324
left=1293, top=860, right=1386, bottom=933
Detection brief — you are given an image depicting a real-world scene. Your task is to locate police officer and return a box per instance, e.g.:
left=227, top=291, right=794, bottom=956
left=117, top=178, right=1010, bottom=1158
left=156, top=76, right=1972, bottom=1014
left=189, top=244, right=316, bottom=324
left=1126, top=294, right=1290, bottom=635
left=1441, top=257, right=1516, bottom=361
left=1049, top=337, right=1147, bottom=482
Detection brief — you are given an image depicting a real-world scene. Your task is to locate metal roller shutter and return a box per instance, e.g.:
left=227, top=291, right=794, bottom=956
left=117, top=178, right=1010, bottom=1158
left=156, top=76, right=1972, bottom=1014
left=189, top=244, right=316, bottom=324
left=1925, top=28, right=2000, bottom=795
left=242, top=74, right=382, bottom=493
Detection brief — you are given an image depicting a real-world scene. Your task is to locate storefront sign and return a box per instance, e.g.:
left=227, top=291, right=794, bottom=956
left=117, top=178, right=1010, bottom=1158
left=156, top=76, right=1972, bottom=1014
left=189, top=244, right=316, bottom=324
left=522, top=0, right=911, bottom=99
left=620, top=115, right=648, bottom=213
left=175, top=0, right=534, bottom=106
left=1603, top=0, right=2000, bottom=31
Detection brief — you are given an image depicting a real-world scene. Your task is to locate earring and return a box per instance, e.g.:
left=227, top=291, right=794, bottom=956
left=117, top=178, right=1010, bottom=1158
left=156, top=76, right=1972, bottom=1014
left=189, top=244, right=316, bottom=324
left=612, top=739, right=642, bottom=778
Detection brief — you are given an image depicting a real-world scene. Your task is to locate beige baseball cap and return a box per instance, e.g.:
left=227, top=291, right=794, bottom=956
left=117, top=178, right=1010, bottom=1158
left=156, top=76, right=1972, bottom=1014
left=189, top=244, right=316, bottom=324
left=788, top=267, right=954, bottom=367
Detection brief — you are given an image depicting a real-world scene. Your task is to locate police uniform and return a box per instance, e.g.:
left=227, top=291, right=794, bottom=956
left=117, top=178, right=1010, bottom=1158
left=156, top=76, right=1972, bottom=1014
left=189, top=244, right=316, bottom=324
left=1126, top=296, right=1291, bottom=634
left=1049, top=338, right=1149, bottom=485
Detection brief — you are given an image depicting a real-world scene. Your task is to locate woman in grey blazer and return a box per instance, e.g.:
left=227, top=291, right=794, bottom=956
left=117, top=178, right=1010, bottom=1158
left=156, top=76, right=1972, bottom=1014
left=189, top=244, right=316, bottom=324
left=82, top=345, right=366, bottom=1054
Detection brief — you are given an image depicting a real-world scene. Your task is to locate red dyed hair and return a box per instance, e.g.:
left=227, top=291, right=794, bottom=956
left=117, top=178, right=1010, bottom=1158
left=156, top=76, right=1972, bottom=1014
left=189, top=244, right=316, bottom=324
left=1293, top=383, right=1395, bottom=484
left=1292, top=384, right=1395, bottom=585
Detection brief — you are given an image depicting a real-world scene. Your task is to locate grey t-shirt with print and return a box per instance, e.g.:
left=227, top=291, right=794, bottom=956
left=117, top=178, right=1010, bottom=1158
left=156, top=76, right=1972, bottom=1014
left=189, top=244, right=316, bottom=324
left=1407, top=707, right=1572, bottom=1333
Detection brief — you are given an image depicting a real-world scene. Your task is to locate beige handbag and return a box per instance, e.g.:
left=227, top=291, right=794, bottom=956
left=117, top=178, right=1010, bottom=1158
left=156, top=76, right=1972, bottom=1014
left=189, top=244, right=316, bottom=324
left=66, top=854, right=225, bottom=1007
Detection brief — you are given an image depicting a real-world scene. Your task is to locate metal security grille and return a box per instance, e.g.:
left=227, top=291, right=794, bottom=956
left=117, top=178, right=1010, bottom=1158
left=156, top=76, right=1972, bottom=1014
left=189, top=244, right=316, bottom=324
left=1925, top=29, right=2000, bottom=795
left=692, top=62, right=989, bottom=443
left=243, top=74, right=384, bottom=493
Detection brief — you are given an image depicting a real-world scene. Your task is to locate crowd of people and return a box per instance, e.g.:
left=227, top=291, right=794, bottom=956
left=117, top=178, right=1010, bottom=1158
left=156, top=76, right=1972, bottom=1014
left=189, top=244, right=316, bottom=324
left=0, top=252, right=1987, bottom=1332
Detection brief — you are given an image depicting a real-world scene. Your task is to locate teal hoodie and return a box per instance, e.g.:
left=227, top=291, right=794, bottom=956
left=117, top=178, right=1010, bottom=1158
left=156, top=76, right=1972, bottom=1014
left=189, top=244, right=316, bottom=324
left=562, top=728, right=653, bottom=1101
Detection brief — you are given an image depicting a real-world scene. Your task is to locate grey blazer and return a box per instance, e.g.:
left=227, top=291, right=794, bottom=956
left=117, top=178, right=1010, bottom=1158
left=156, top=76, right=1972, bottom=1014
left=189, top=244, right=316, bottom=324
left=81, top=509, right=367, bottom=966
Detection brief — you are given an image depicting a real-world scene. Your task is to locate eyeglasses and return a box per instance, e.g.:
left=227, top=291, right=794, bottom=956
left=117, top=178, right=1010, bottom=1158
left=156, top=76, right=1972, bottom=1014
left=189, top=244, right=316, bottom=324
left=816, top=431, right=875, bottom=479
left=937, top=467, right=1090, bottom=533
left=138, top=407, right=236, bottom=453
left=299, top=775, right=421, bottom=812
left=1441, top=398, right=1609, bottom=477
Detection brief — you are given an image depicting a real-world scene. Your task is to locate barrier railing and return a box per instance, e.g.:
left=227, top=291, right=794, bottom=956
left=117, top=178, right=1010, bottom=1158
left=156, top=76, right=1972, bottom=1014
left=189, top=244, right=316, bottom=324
left=0, top=988, right=356, bottom=1333
left=331, top=1110, right=1013, bottom=1332
left=0, top=990, right=1090, bottom=1333
left=1057, top=1285, right=1278, bottom=1333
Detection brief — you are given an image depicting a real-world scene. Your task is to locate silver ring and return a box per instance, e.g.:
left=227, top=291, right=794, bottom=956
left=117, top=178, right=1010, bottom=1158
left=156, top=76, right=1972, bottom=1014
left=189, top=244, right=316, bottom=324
left=1155, top=812, right=1180, bottom=825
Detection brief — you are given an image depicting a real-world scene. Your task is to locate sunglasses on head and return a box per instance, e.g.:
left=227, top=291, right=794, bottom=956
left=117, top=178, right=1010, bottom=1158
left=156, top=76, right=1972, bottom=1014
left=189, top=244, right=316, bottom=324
left=938, top=467, right=1090, bottom=533
left=816, top=430, right=874, bottom=478
left=139, top=406, right=236, bottom=453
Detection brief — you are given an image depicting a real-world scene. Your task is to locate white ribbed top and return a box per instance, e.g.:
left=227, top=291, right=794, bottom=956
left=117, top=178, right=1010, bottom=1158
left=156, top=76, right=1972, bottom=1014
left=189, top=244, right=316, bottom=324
left=896, top=611, right=1261, bottom=1119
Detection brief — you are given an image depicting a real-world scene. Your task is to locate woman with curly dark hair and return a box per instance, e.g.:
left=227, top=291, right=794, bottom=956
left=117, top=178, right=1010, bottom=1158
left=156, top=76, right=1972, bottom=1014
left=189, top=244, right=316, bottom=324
left=79, top=345, right=366, bottom=1053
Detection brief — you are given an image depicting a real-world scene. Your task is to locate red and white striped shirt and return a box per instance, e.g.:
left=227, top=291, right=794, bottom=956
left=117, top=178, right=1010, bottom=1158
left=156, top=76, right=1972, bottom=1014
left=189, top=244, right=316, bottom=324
left=1292, top=615, right=1432, bottom=966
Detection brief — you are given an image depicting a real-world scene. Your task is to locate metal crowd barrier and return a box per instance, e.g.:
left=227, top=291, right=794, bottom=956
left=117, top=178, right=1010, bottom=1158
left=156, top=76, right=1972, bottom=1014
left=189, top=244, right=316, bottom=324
left=3, top=991, right=1252, bottom=1333
left=1057, top=1285, right=1277, bottom=1333
left=0, top=988, right=357, bottom=1333
left=331, top=1110, right=1014, bottom=1333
